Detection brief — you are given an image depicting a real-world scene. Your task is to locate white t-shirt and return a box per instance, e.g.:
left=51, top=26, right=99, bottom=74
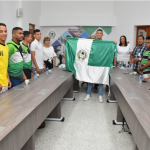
left=43, top=46, right=56, bottom=61
left=117, top=44, right=132, bottom=62
left=31, top=39, right=44, bottom=69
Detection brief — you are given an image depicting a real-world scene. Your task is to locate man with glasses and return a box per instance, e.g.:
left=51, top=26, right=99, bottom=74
left=131, top=35, right=146, bottom=72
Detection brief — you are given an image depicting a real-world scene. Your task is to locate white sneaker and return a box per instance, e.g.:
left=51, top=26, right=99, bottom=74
left=84, top=95, right=91, bottom=101
left=99, top=96, right=104, bottom=103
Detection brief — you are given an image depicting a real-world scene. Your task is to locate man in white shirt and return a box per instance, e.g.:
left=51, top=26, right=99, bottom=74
left=31, top=29, right=46, bottom=74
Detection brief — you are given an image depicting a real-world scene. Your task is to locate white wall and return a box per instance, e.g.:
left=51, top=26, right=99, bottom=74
left=40, top=1, right=117, bottom=26
left=0, top=1, right=18, bottom=42
left=0, top=1, right=41, bottom=42
left=112, top=1, right=150, bottom=50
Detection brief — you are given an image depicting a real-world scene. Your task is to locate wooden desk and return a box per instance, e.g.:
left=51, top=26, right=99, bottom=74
left=0, top=68, right=76, bottom=150
left=110, top=68, right=150, bottom=150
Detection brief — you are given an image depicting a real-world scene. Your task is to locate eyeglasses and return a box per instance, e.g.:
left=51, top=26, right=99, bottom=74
left=145, top=42, right=150, bottom=44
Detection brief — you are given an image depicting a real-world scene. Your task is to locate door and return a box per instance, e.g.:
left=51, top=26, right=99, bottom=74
left=136, top=26, right=150, bottom=46
left=29, top=24, right=35, bottom=43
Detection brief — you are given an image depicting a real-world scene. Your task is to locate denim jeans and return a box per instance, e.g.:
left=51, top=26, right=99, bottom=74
left=87, top=83, right=103, bottom=96
left=10, top=78, right=23, bottom=88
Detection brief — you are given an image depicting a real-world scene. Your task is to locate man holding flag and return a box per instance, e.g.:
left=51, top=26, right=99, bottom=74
left=84, top=29, right=117, bottom=102
left=65, top=29, right=117, bottom=103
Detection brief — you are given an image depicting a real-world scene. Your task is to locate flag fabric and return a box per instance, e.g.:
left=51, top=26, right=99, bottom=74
left=65, top=38, right=116, bottom=85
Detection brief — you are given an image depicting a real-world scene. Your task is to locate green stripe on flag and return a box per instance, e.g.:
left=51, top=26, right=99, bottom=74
left=88, top=40, right=116, bottom=68
left=65, top=38, right=78, bottom=76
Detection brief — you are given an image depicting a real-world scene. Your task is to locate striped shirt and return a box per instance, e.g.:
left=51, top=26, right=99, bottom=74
left=142, top=50, right=150, bottom=74
left=132, top=43, right=146, bottom=69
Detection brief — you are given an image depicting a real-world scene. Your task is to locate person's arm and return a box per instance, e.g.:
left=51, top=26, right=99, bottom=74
left=138, top=59, right=143, bottom=74
left=0, top=83, right=2, bottom=92
left=7, top=72, right=11, bottom=88
left=53, top=57, right=56, bottom=67
left=43, top=62, right=46, bottom=72
left=144, top=75, right=150, bottom=81
left=31, top=43, right=41, bottom=74
left=129, top=52, right=132, bottom=64
left=23, top=71, right=27, bottom=81
left=140, top=60, right=150, bottom=70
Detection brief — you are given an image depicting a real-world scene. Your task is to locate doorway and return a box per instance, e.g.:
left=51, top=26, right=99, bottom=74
left=29, top=24, right=35, bottom=43
left=136, top=26, right=150, bottom=46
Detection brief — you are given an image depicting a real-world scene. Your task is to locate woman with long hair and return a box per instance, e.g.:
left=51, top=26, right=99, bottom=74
left=114, top=35, right=132, bottom=66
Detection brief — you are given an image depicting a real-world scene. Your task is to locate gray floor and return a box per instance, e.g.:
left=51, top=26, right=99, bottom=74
left=35, top=84, right=135, bottom=150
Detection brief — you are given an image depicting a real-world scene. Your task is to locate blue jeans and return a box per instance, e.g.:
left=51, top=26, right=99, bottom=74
left=10, top=78, right=23, bottom=88
left=87, top=83, right=103, bottom=96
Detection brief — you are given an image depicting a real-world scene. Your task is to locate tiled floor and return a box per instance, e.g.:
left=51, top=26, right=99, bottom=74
left=35, top=84, right=134, bottom=150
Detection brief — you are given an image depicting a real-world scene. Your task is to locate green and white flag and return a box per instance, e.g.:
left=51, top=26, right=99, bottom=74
left=65, top=38, right=116, bottom=85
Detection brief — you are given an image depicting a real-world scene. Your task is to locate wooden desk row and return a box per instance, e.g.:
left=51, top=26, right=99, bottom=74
left=0, top=68, right=78, bottom=150
left=110, top=68, right=150, bottom=150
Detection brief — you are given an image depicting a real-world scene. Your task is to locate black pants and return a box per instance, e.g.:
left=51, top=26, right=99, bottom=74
left=59, top=55, right=62, bottom=65
left=44, top=60, right=53, bottom=70
left=23, top=69, right=31, bottom=79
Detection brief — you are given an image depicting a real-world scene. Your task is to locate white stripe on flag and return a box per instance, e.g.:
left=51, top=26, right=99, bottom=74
left=74, top=38, right=109, bottom=84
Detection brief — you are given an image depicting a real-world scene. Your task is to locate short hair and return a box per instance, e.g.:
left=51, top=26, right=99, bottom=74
left=138, top=35, right=144, bottom=40
left=34, top=29, right=40, bottom=34
left=146, top=36, right=150, bottom=40
left=0, top=23, right=6, bottom=27
left=91, top=35, right=96, bottom=39
left=66, top=35, right=71, bottom=37
left=12, top=27, right=23, bottom=34
left=43, top=36, right=50, bottom=44
left=96, top=29, right=103, bottom=33
left=23, top=31, right=31, bottom=40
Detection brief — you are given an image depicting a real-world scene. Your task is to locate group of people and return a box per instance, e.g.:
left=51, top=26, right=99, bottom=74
left=84, top=29, right=150, bottom=103
left=0, top=23, right=58, bottom=94
left=1, top=22, right=150, bottom=104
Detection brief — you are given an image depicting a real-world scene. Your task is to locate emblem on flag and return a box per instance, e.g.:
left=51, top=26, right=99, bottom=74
left=77, top=50, right=87, bottom=61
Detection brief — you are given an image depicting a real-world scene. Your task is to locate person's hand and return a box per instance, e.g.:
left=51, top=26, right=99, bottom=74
left=36, top=67, right=41, bottom=74
left=0, top=83, right=2, bottom=92
left=133, top=58, right=139, bottom=63
left=114, top=41, right=117, bottom=44
left=23, top=75, right=27, bottom=82
left=139, top=71, right=143, bottom=75
left=8, top=79, right=12, bottom=89
left=44, top=65, right=46, bottom=72
left=31, top=72, right=34, bottom=78
left=143, top=78, right=149, bottom=81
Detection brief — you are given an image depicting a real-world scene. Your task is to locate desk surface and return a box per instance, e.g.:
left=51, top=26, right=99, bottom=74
left=0, top=68, right=73, bottom=142
left=110, top=68, right=150, bottom=139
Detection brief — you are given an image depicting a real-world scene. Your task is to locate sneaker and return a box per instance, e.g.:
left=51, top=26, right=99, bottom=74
left=84, top=95, right=91, bottom=101
left=99, top=96, right=104, bottom=103
left=38, top=121, right=45, bottom=129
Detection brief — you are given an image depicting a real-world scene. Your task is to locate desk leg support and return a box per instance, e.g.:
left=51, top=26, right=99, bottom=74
left=73, top=80, right=79, bottom=93
left=21, top=135, right=35, bottom=150
left=134, top=144, right=139, bottom=150
left=107, top=88, right=117, bottom=103
left=46, top=102, right=65, bottom=122
left=107, top=99, right=117, bottom=103
left=113, top=105, right=126, bottom=125
left=62, top=86, right=75, bottom=101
